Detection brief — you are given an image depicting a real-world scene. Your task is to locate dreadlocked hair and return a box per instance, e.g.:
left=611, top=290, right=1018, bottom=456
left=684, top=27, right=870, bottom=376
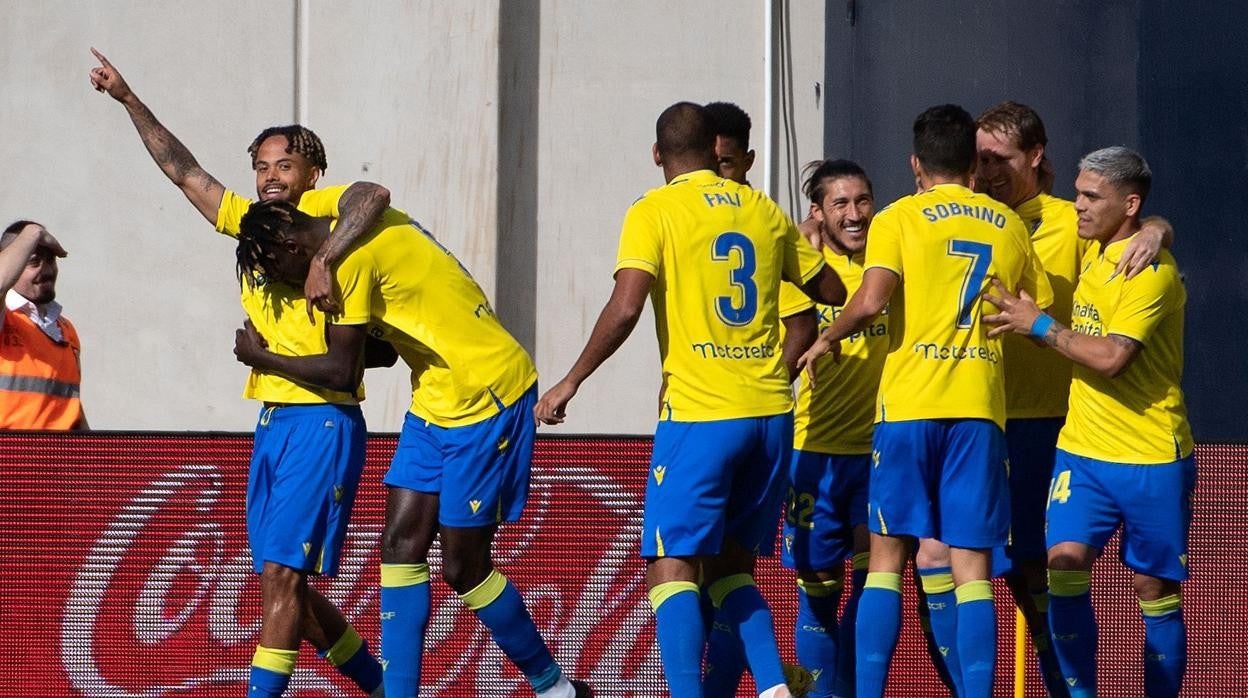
left=236, top=199, right=301, bottom=289
left=247, top=124, right=328, bottom=172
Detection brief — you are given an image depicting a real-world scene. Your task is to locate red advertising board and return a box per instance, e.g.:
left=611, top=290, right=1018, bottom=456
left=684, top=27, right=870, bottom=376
left=1, top=435, right=1244, bottom=696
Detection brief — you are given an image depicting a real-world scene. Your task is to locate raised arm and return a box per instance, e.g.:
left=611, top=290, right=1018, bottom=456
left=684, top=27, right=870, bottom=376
left=0, top=224, right=66, bottom=296
left=90, top=48, right=224, bottom=224
left=304, top=182, right=391, bottom=315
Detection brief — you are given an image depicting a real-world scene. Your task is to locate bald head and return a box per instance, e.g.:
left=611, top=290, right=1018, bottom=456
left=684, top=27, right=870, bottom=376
left=656, top=102, right=716, bottom=161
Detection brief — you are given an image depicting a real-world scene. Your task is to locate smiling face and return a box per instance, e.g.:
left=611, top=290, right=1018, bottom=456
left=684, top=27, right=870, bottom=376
left=976, top=127, right=1043, bottom=209
left=811, top=175, right=874, bottom=256
left=1073, top=169, right=1140, bottom=242
left=252, top=135, right=320, bottom=203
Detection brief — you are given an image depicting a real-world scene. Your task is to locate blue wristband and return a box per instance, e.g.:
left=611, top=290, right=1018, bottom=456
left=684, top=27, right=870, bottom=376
left=1029, top=314, right=1055, bottom=339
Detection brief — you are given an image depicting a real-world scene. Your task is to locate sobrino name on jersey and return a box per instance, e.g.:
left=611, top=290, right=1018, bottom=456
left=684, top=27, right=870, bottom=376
left=921, top=202, right=1007, bottom=228
left=690, top=340, right=777, bottom=360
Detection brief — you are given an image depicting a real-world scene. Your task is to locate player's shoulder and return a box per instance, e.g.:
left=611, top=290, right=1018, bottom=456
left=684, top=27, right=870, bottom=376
left=1129, top=247, right=1183, bottom=288
left=1038, top=192, right=1076, bottom=217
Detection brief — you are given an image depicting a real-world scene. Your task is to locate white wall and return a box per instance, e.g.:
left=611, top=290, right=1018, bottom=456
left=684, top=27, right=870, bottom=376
left=0, top=0, right=825, bottom=433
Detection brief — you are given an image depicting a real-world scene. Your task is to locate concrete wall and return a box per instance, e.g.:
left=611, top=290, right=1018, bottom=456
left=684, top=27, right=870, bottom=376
left=0, top=0, right=825, bottom=433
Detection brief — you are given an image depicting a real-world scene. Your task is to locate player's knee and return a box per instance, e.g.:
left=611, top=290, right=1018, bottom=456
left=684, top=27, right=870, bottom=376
left=441, top=554, right=491, bottom=594
left=914, top=538, right=951, bottom=569
left=380, top=524, right=424, bottom=564
left=1132, top=574, right=1179, bottom=602
left=1046, top=542, right=1093, bottom=571
left=260, top=563, right=306, bottom=608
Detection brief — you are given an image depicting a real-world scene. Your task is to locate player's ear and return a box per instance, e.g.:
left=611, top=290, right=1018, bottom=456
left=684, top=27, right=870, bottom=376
left=744, top=149, right=756, bottom=173
left=909, top=153, right=921, bottom=178
left=1123, top=192, right=1142, bottom=218
left=1027, top=144, right=1045, bottom=170
left=652, top=143, right=662, bottom=167
left=809, top=201, right=824, bottom=223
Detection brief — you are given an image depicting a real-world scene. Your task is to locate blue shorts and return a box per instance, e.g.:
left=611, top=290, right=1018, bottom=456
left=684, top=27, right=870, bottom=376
left=869, top=419, right=1009, bottom=549
left=641, top=413, right=793, bottom=559
left=992, top=417, right=1064, bottom=574
left=384, top=385, right=536, bottom=528
left=781, top=450, right=870, bottom=571
left=1046, top=449, right=1196, bottom=581
left=247, top=403, right=366, bottom=576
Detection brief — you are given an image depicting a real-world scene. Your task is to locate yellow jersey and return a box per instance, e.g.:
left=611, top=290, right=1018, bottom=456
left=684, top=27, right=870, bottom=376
left=1057, top=238, right=1192, bottom=463
left=782, top=252, right=888, bottom=454
left=331, top=209, right=537, bottom=427
left=866, top=183, right=1052, bottom=429
left=216, top=186, right=361, bottom=405
left=616, top=169, right=825, bottom=422
left=1004, top=193, right=1093, bottom=419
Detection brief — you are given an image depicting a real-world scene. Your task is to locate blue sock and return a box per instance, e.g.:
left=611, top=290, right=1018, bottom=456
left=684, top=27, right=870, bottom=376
left=918, top=566, right=963, bottom=696
left=380, top=563, right=431, bottom=698
left=318, top=626, right=382, bottom=693
left=795, top=577, right=843, bottom=697
left=833, top=554, right=868, bottom=697
left=855, top=572, right=902, bottom=698
left=1140, top=594, right=1186, bottom=698
left=650, top=581, right=705, bottom=697
left=250, top=646, right=297, bottom=697
left=702, top=604, right=745, bottom=697
left=710, top=574, right=786, bottom=693
left=1048, top=570, right=1097, bottom=698
left=1028, top=591, right=1070, bottom=698
left=462, top=570, right=561, bottom=692
left=955, top=580, right=997, bottom=696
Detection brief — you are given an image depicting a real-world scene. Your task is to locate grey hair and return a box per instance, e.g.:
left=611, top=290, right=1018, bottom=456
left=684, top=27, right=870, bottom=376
left=1078, top=146, right=1151, bottom=201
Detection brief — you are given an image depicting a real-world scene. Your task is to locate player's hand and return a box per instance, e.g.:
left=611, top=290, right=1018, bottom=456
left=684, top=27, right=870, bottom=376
left=233, top=319, right=269, bottom=366
left=304, top=256, right=341, bottom=322
left=983, top=277, right=1042, bottom=338
left=1116, top=219, right=1167, bottom=280
left=534, top=379, right=577, bottom=426
left=20, top=223, right=68, bottom=258
left=797, top=214, right=823, bottom=251
left=89, top=48, right=133, bottom=102
left=796, top=335, right=840, bottom=388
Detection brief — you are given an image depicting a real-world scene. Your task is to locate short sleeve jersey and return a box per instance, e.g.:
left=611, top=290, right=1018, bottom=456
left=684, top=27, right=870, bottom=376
left=1004, top=193, right=1093, bottom=419
left=330, top=209, right=537, bottom=427
left=616, top=169, right=825, bottom=422
left=780, top=251, right=888, bottom=454
left=865, top=183, right=1053, bottom=429
left=216, top=185, right=361, bottom=405
left=1057, top=239, right=1193, bottom=463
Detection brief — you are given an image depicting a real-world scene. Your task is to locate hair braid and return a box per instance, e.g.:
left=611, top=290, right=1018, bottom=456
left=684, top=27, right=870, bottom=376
left=247, top=124, right=328, bottom=172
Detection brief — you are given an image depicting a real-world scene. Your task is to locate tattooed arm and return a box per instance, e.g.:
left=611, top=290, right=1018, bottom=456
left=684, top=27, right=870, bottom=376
left=304, top=181, right=391, bottom=315
left=983, top=278, right=1142, bottom=378
left=90, top=48, right=224, bottom=224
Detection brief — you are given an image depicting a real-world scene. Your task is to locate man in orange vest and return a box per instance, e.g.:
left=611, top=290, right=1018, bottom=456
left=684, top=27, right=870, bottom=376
left=0, top=220, right=85, bottom=430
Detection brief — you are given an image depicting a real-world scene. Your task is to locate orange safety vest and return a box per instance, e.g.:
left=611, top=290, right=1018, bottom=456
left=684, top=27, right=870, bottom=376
left=0, top=308, right=83, bottom=429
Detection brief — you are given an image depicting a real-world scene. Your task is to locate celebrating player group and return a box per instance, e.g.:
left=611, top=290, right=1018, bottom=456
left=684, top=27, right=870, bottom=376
left=88, top=43, right=1192, bottom=698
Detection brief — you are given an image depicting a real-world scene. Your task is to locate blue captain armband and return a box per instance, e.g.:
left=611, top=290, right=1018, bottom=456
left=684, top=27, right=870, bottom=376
left=1029, top=314, right=1055, bottom=339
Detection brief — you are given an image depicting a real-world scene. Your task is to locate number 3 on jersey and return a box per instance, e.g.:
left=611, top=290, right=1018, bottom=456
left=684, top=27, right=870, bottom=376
left=948, top=239, right=993, bottom=328
left=712, top=232, right=757, bottom=326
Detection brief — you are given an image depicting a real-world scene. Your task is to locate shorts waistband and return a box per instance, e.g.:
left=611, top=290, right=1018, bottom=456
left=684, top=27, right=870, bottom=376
left=258, top=402, right=364, bottom=424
